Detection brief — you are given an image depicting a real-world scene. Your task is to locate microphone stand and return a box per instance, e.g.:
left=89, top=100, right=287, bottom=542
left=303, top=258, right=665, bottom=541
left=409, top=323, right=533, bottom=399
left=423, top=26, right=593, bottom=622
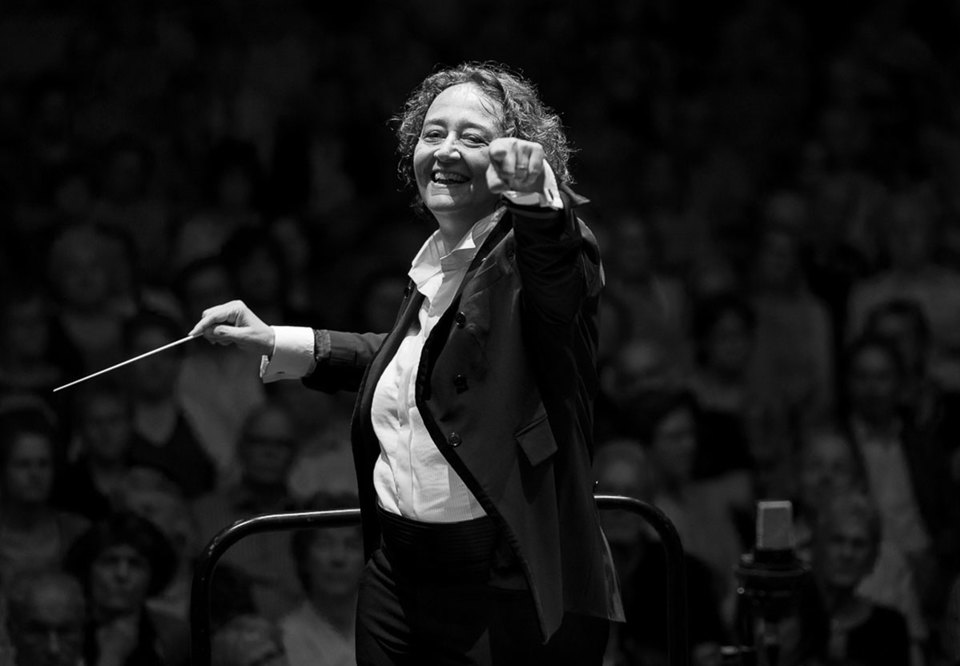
left=731, top=546, right=808, bottom=666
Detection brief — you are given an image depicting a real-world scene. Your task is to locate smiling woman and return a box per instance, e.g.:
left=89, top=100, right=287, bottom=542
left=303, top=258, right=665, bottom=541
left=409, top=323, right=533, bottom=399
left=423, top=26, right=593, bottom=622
left=189, top=62, right=619, bottom=665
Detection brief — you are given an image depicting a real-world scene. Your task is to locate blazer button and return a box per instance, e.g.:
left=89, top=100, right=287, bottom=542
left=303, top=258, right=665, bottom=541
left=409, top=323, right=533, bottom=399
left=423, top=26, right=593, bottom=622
left=448, top=432, right=462, bottom=447
left=453, top=374, right=469, bottom=393
left=454, top=312, right=467, bottom=328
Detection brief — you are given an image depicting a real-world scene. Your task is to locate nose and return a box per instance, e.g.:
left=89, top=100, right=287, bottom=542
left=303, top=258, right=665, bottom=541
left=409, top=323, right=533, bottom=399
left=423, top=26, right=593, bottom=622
left=434, top=133, right=460, bottom=161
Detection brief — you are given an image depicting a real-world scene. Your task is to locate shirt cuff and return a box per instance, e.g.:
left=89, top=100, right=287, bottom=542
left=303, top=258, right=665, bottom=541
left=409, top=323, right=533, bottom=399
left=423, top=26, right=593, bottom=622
left=501, top=160, right=564, bottom=210
left=259, top=326, right=316, bottom=383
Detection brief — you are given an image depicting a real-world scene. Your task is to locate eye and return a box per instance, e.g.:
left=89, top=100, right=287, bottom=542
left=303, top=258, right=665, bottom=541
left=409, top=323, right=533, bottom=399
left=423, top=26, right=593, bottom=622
left=420, top=128, right=444, bottom=142
left=461, top=133, right=488, bottom=147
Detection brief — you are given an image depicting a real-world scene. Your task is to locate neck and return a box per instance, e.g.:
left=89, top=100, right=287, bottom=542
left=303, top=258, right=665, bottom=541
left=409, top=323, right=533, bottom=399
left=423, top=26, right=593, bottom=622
left=310, top=594, right=356, bottom=635
left=436, top=218, right=473, bottom=254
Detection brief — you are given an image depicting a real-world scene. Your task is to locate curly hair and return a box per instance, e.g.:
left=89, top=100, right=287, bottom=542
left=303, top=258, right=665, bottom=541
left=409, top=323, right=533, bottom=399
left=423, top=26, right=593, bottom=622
left=393, top=62, right=574, bottom=202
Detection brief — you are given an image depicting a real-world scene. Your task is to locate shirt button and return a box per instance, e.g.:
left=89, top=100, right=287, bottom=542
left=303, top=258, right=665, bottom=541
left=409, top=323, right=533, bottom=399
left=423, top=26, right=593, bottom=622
left=448, top=432, right=462, bottom=447
left=453, top=374, right=469, bottom=393
left=454, top=312, right=467, bottom=328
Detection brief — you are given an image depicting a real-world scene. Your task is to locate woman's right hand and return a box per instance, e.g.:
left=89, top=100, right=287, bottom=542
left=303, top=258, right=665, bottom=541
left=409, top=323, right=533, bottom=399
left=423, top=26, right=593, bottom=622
left=188, top=300, right=275, bottom=356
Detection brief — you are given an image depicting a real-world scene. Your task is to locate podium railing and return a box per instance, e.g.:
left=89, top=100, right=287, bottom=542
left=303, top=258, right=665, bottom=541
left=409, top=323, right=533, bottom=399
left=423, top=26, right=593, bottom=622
left=190, top=494, right=688, bottom=666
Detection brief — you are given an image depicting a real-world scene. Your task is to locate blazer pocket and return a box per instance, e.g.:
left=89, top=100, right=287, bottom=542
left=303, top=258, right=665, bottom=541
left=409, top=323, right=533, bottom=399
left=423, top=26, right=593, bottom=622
left=515, top=412, right=557, bottom=466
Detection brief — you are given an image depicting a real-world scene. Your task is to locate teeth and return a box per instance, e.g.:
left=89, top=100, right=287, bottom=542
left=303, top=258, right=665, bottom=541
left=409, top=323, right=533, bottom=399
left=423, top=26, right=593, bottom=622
left=433, top=172, right=468, bottom=184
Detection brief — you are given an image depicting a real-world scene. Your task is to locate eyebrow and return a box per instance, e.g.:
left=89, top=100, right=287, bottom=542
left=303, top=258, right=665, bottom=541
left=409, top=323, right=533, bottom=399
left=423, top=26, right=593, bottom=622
left=420, top=118, right=496, bottom=134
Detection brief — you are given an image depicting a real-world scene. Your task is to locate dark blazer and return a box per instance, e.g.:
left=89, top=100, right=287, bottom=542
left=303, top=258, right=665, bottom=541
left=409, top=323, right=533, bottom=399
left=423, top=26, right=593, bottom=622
left=303, top=190, right=624, bottom=641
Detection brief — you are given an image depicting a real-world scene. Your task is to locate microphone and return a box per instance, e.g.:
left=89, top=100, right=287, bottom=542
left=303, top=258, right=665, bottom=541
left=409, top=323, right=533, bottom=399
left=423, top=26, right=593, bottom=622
left=730, top=500, right=809, bottom=666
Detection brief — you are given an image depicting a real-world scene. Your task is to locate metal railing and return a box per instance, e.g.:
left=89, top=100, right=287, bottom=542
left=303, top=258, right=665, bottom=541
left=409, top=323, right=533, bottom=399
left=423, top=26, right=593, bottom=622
left=190, top=495, right=688, bottom=666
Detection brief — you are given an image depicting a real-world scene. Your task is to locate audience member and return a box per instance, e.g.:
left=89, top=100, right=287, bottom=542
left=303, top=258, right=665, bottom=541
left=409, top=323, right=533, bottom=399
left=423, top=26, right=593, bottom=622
left=793, top=426, right=928, bottom=661
left=64, top=511, right=188, bottom=666
left=784, top=491, right=910, bottom=666
left=847, top=187, right=960, bottom=391
left=212, top=614, right=288, bottom=666
left=688, top=292, right=776, bottom=485
left=192, top=401, right=303, bottom=620
left=54, top=383, right=136, bottom=521
left=44, top=225, right=130, bottom=376
left=634, top=390, right=747, bottom=624
left=113, top=465, right=199, bottom=623
left=599, top=212, right=691, bottom=372
left=594, top=438, right=727, bottom=666
left=4, top=570, right=86, bottom=666
left=748, top=223, right=835, bottom=426
left=174, top=257, right=267, bottom=480
left=123, top=310, right=217, bottom=498
left=840, top=335, right=960, bottom=620
left=0, top=410, right=88, bottom=585
left=281, top=490, right=362, bottom=666
left=862, top=298, right=960, bottom=484
left=0, top=288, right=65, bottom=400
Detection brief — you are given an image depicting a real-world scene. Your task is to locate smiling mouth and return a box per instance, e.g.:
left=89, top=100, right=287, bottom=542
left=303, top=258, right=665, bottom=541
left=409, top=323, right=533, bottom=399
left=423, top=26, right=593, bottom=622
left=431, top=171, right=469, bottom=185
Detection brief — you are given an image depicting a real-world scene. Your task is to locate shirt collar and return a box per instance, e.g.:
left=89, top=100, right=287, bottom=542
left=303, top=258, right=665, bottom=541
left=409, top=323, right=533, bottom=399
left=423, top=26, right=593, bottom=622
left=408, top=210, right=500, bottom=290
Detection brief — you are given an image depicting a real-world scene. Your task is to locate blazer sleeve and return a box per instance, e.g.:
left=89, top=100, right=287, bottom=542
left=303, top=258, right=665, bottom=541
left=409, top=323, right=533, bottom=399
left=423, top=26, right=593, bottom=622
left=507, top=186, right=602, bottom=326
left=301, top=330, right=387, bottom=393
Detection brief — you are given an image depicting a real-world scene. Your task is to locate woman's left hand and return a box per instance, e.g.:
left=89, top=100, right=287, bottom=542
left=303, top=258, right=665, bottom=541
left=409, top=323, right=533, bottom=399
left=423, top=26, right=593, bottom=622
left=487, top=138, right=546, bottom=195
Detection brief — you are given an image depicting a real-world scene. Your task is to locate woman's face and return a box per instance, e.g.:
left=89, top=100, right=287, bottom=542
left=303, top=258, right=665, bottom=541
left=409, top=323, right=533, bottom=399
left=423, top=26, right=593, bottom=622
left=814, top=514, right=876, bottom=592
left=705, top=311, right=754, bottom=374
left=799, top=434, right=856, bottom=508
left=846, top=346, right=900, bottom=423
left=4, top=433, right=54, bottom=504
left=89, top=544, right=152, bottom=615
left=304, top=526, right=364, bottom=600
left=413, top=83, right=502, bottom=226
left=651, top=407, right=697, bottom=483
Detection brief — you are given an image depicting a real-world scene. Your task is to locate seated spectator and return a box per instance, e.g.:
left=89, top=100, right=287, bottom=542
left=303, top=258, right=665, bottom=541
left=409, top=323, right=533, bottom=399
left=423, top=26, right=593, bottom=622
left=847, top=187, right=960, bottom=392
left=174, top=257, right=266, bottom=480
left=54, top=382, right=137, bottom=521
left=192, top=401, right=303, bottom=620
left=748, top=223, right=835, bottom=427
left=0, top=288, right=66, bottom=400
left=793, top=425, right=928, bottom=661
left=785, top=491, right=910, bottom=666
left=113, top=465, right=199, bottom=623
left=212, top=614, right=288, bottom=666
left=840, top=335, right=960, bottom=620
left=281, top=490, right=362, bottom=666
left=64, top=511, right=189, bottom=666
left=862, top=298, right=960, bottom=485
left=634, top=390, right=748, bottom=625
left=687, top=293, right=779, bottom=489
left=4, top=570, right=86, bottom=666
left=124, top=310, right=217, bottom=498
left=45, top=225, right=130, bottom=376
left=594, top=438, right=727, bottom=666
left=0, top=410, right=89, bottom=585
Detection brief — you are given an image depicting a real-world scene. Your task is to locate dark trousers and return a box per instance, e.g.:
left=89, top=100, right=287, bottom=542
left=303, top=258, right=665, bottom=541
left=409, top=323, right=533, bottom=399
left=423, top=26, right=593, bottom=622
left=355, top=511, right=609, bottom=666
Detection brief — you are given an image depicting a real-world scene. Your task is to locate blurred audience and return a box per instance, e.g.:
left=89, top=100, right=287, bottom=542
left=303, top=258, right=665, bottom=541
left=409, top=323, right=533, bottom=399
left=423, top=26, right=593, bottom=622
left=783, top=491, right=911, bottom=666
left=192, top=401, right=303, bottom=621
left=632, top=390, right=748, bottom=625
left=839, top=335, right=960, bottom=621
left=173, top=256, right=266, bottom=479
left=281, top=491, right=362, bottom=666
left=3, top=570, right=86, bottom=666
left=0, top=410, right=88, bottom=586
left=123, top=310, right=217, bottom=498
left=212, top=614, right=288, bottom=666
left=54, top=382, right=136, bottom=521
left=595, top=438, right=727, bottom=666
left=64, top=511, right=188, bottom=666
